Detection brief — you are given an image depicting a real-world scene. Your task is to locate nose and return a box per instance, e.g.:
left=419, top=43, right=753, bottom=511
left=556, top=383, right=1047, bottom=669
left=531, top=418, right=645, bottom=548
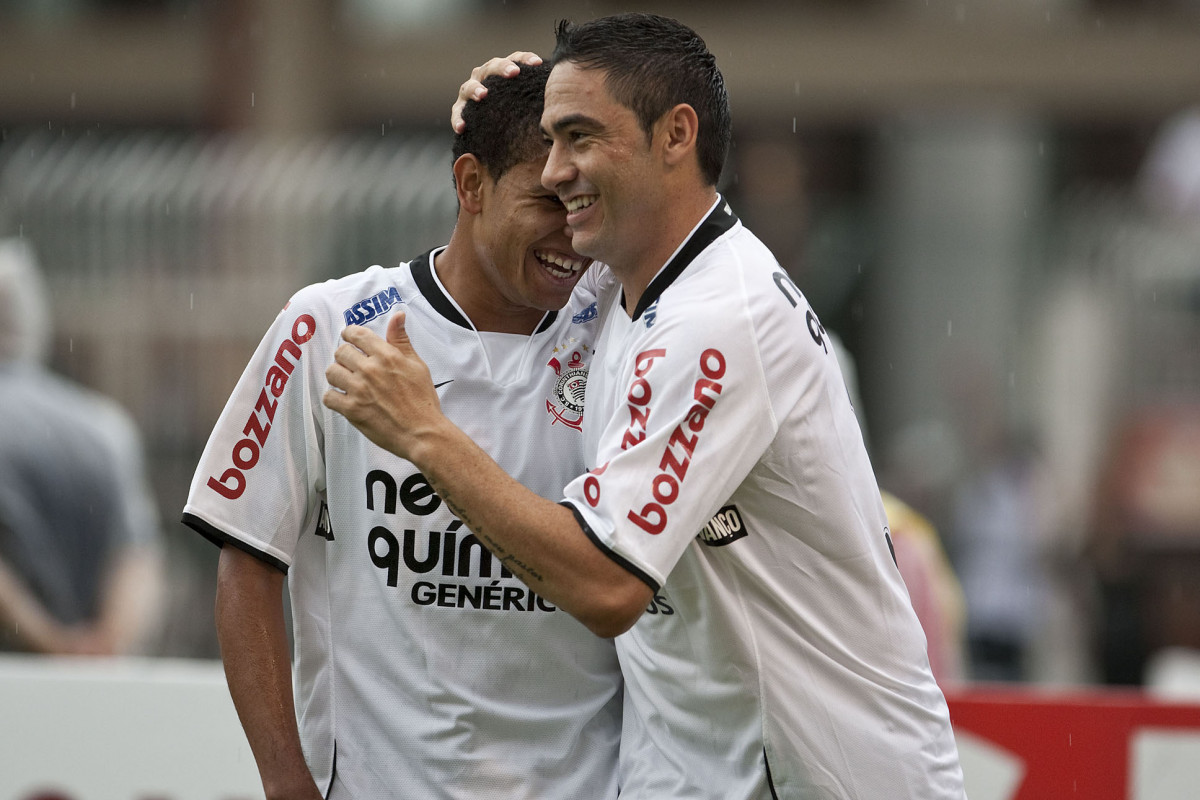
left=542, top=140, right=574, bottom=194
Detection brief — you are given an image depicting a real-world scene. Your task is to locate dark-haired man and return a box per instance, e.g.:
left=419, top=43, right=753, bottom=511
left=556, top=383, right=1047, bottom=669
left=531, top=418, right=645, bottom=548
left=183, top=63, right=621, bottom=799
left=326, top=14, right=965, bottom=799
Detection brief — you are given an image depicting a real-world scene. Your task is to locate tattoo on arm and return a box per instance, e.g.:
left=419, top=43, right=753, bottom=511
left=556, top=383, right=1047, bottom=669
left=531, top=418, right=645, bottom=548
left=430, top=480, right=546, bottom=585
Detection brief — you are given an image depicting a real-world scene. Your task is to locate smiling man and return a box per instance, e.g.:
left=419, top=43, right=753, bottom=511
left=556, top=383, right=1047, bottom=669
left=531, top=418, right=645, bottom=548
left=326, top=14, right=966, bottom=800
left=182, top=64, right=622, bottom=800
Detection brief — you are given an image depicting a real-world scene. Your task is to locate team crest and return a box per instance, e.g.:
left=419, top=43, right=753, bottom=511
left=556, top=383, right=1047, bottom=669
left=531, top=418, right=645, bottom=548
left=546, top=341, right=592, bottom=431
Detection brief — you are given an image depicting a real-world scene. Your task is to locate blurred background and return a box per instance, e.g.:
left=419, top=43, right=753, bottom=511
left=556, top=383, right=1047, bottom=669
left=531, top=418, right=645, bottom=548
left=2, top=0, right=1199, bottom=688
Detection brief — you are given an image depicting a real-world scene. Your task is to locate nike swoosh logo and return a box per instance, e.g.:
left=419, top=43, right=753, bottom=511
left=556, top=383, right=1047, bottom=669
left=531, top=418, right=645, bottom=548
left=433, top=379, right=454, bottom=389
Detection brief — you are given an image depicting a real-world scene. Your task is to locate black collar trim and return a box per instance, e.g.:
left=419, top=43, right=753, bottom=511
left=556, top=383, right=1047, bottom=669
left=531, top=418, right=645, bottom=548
left=629, top=197, right=738, bottom=321
left=410, top=248, right=558, bottom=334
left=411, top=249, right=471, bottom=329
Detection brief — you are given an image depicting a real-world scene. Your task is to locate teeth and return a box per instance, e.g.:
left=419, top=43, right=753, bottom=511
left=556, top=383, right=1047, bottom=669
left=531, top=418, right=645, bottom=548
left=565, top=195, right=597, bottom=213
left=535, top=250, right=588, bottom=275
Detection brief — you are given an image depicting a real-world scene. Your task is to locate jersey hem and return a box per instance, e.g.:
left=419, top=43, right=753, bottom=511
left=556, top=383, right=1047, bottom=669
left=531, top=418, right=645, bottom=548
left=180, top=512, right=289, bottom=573
left=559, top=500, right=661, bottom=593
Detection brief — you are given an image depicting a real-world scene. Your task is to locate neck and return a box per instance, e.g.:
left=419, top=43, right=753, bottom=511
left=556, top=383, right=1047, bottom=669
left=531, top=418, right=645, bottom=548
left=617, top=187, right=719, bottom=316
left=436, top=235, right=545, bottom=335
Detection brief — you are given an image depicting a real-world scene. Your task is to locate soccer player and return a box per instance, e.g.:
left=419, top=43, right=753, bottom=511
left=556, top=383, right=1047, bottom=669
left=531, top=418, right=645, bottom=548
left=325, top=14, right=966, bottom=799
left=182, top=64, right=622, bottom=799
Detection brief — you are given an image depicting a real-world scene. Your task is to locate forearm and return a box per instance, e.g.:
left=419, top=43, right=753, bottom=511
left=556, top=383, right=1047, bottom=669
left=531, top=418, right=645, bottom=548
left=324, top=315, right=652, bottom=636
left=411, top=418, right=651, bottom=638
left=0, top=554, right=70, bottom=653
left=95, top=547, right=163, bottom=654
left=216, top=546, right=322, bottom=800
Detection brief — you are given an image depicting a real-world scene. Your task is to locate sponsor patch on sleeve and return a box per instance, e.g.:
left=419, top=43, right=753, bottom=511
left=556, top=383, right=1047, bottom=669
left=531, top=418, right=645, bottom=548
left=696, top=504, right=747, bottom=547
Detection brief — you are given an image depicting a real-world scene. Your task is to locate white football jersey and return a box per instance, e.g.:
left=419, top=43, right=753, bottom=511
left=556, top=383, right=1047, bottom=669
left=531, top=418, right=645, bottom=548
left=184, top=249, right=621, bottom=799
left=562, top=201, right=965, bottom=799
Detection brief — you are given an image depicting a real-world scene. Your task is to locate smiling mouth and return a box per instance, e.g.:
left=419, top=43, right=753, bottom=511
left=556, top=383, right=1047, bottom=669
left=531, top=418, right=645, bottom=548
left=565, top=195, right=598, bottom=213
left=534, top=249, right=590, bottom=279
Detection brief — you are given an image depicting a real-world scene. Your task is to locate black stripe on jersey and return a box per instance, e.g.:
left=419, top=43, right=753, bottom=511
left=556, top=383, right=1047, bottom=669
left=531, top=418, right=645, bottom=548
left=628, top=196, right=739, bottom=322
left=560, top=500, right=661, bottom=593
left=324, top=741, right=337, bottom=800
left=764, top=747, right=780, bottom=800
left=411, top=250, right=471, bottom=329
left=411, top=248, right=559, bottom=334
left=181, top=512, right=289, bottom=573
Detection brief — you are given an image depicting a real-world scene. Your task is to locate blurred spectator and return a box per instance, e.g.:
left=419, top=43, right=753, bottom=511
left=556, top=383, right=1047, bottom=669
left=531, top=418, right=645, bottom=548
left=1137, top=107, right=1200, bottom=221
left=951, top=434, right=1053, bottom=683
left=1085, top=107, right=1200, bottom=684
left=0, top=239, right=162, bottom=655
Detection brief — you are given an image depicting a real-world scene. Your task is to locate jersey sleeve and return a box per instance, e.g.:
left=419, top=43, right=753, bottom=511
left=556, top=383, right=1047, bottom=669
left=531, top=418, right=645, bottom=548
left=182, top=288, right=331, bottom=571
left=562, top=293, right=778, bottom=591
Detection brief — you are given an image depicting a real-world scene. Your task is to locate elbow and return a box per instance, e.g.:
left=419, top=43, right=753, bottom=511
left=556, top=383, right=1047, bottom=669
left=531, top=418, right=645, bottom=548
left=584, top=610, right=640, bottom=639
left=575, top=581, right=652, bottom=639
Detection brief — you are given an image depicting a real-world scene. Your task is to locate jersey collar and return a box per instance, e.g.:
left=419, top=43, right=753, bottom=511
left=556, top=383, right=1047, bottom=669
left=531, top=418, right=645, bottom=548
left=411, top=248, right=559, bottom=334
left=628, top=196, right=739, bottom=322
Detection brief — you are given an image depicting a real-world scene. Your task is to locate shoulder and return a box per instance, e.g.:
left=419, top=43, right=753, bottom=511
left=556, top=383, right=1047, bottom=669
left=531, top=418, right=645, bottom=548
left=651, top=228, right=788, bottom=338
left=287, top=264, right=410, bottom=327
left=9, top=368, right=143, bottom=460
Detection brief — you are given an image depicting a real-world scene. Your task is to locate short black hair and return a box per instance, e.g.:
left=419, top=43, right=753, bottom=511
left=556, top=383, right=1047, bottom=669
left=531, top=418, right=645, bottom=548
left=452, top=62, right=550, bottom=183
left=550, top=13, right=731, bottom=186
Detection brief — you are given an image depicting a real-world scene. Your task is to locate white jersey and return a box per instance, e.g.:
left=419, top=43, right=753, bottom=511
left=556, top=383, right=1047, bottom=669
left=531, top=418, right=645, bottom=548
left=184, top=249, right=621, bottom=799
left=562, top=201, right=965, bottom=799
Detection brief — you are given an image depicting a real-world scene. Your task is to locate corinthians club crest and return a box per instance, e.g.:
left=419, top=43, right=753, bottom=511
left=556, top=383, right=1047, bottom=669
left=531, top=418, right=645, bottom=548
left=546, top=341, right=591, bottom=431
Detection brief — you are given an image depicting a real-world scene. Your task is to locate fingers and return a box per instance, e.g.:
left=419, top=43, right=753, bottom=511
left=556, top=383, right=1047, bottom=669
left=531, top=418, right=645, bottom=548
left=504, top=51, right=543, bottom=67
left=386, top=311, right=408, bottom=347
left=469, top=52, right=542, bottom=83
left=339, top=323, right=387, bottom=356
left=451, top=51, right=544, bottom=133
left=324, top=327, right=376, bottom=400
left=324, top=315, right=410, bottom=400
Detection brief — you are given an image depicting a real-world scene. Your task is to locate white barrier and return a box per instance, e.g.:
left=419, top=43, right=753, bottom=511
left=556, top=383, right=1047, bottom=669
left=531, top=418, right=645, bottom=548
left=8, top=655, right=1200, bottom=800
left=0, top=655, right=262, bottom=800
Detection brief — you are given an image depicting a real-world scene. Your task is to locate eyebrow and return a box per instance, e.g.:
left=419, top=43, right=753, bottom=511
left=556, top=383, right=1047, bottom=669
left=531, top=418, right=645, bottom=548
left=542, top=113, right=603, bottom=137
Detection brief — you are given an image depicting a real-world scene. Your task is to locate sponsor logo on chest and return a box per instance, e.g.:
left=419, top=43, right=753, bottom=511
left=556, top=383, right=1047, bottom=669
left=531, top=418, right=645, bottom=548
left=342, top=286, right=402, bottom=326
left=363, top=469, right=557, bottom=613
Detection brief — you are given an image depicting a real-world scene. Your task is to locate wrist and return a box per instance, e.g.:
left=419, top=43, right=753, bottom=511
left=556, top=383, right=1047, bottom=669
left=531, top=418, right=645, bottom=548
left=407, top=415, right=469, bottom=475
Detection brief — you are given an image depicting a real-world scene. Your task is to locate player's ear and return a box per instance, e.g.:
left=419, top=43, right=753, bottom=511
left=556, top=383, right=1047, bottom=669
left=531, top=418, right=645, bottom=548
left=658, top=103, right=699, bottom=169
left=453, top=153, right=485, bottom=214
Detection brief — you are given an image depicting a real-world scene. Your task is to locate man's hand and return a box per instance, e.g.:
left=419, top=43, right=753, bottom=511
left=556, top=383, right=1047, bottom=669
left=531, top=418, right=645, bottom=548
left=323, top=313, right=443, bottom=459
left=451, top=51, right=543, bottom=133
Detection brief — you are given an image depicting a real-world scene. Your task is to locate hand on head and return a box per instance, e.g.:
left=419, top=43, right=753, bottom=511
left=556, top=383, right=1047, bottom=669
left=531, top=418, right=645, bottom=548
left=451, top=51, right=543, bottom=133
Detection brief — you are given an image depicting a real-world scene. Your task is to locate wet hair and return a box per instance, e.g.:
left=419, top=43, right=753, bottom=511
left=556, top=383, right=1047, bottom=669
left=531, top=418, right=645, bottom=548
left=452, top=62, right=551, bottom=183
left=550, top=13, right=731, bottom=186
